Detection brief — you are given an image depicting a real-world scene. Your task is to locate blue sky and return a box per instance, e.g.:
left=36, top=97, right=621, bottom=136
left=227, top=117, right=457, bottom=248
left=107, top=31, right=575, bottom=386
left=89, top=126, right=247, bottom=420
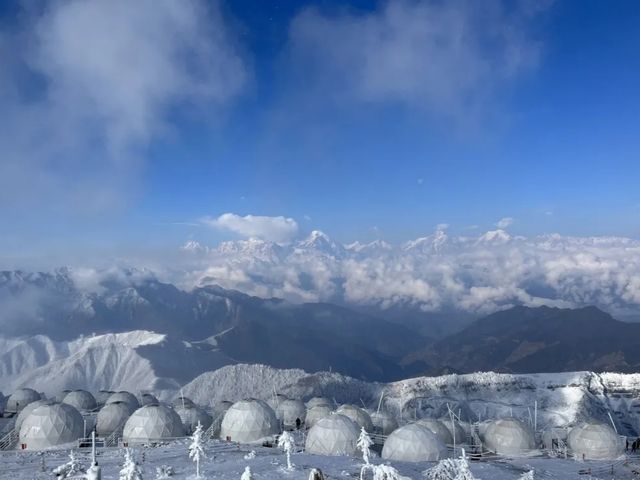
left=1, top=0, right=639, bottom=263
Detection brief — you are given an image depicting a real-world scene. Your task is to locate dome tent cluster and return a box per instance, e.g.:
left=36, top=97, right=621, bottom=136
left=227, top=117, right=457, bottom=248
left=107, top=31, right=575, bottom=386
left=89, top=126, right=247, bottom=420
left=0, top=385, right=628, bottom=465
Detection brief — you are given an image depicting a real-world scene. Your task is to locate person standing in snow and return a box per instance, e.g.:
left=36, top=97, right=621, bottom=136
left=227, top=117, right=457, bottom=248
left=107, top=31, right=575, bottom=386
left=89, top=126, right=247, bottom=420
left=295, top=417, right=301, bottom=430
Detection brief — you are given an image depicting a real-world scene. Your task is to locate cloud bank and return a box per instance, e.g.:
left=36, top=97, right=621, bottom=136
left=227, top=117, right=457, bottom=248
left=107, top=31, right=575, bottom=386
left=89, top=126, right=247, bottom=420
left=0, top=0, right=246, bottom=212
left=181, top=228, right=640, bottom=316
left=202, top=213, right=300, bottom=243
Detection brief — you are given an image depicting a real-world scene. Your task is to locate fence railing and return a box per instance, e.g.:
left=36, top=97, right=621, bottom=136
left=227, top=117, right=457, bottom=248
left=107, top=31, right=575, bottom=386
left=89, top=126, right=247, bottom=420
left=0, top=429, right=18, bottom=451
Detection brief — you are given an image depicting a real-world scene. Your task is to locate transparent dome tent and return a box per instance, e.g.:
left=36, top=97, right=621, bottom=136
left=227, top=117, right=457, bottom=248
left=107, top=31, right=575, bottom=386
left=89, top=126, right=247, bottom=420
left=96, top=401, right=134, bottom=436
left=5, top=388, right=41, bottom=414
left=305, top=414, right=360, bottom=456
left=306, top=397, right=332, bottom=409
left=174, top=404, right=213, bottom=435
left=482, top=418, right=536, bottom=456
left=382, top=423, right=448, bottom=462
left=416, top=418, right=453, bottom=445
left=106, top=391, right=140, bottom=412
left=19, top=403, right=84, bottom=450
left=220, top=399, right=279, bottom=443
left=278, top=399, right=306, bottom=428
left=14, top=399, right=54, bottom=432
left=567, top=422, right=623, bottom=460
left=336, top=405, right=373, bottom=432
left=140, top=393, right=158, bottom=406
left=123, top=405, right=185, bottom=443
left=306, top=405, right=333, bottom=428
left=62, top=390, right=97, bottom=412
left=371, top=410, right=398, bottom=436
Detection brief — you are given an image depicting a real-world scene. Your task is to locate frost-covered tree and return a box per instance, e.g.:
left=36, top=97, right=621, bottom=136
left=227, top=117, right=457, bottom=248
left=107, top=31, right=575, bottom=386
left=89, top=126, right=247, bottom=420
left=240, top=466, right=253, bottom=480
left=53, top=450, right=84, bottom=479
left=372, top=464, right=410, bottom=480
left=357, top=427, right=374, bottom=465
left=277, top=430, right=295, bottom=471
left=518, top=471, right=534, bottom=480
left=155, top=465, right=174, bottom=479
left=308, top=468, right=325, bottom=480
left=120, top=449, right=143, bottom=480
left=423, top=449, right=477, bottom=480
left=85, top=464, right=101, bottom=480
left=188, top=421, right=206, bottom=478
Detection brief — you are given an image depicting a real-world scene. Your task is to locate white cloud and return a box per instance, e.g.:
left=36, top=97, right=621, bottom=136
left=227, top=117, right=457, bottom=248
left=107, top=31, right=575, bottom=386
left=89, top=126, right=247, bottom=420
left=202, top=213, right=299, bottom=243
left=0, top=0, right=246, bottom=212
left=180, top=228, right=640, bottom=316
left=496, top=217, right=515, bottom=229
left=288, top=0, right=549, bottom=120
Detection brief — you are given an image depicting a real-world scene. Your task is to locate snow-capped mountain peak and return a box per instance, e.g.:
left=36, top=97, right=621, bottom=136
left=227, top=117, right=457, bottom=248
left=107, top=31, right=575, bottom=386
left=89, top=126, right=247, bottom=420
left=296, top=230, right=344, bottom=255
left=476, top=229, right=512, bottom=244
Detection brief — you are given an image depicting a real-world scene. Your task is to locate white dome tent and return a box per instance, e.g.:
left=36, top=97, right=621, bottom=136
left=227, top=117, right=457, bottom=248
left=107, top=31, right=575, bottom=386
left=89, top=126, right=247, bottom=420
left=567, top=422, right=623, bottom=460
left=19, top=403, right=84, bottom=450
left=214, top=400, right=233, bottom=414
left=439, top=417, right=466, bottom=445
left=305, top=414, right=360, bottom=456
left=220, top=399, right=279, bottom=443
left=371, top=411, right=398, bottom=436
left=478, top=420, right=493, bottom=440
left=209, top=401, right=233, bottom=438
left=306, top=405, right=333, bottom=428
left=336, top=405, right=373, bottom=432
left=268, top=394, right=289, bottom=416
left=5, top=388, right=41, bottom=414
left=416, top=418, right=453, bottom=445
left=381, top=423, right=448, bottom=462
left=95, top=390, right=115, bottom=406
left=482, top=418, right=536, bottom=456
left=106, top=391, right=140, bottom=412
left=174, top=405, right=213, bottom=435
left=140, top=393, right=158, bottom=406
left=306, top=397, right=332, bottom=409
left=96, top=401, right=134, bottom=436
left=278, top=399, right=306, bottom=429
left=123, top=405, right=185, bottom=443
left=63, top=390, right=97, bottom=412
left=173, top=396, right=195, bottom=409
left=14, top=400, right=54, bottom=432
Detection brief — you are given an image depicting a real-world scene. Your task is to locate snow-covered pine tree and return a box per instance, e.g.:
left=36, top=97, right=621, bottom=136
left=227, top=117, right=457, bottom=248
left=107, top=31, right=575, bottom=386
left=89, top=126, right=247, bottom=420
left=423, top=450, right=477, bottom=480
left=53, top=450, right=84, bottom=479
left=188, top=421, right=206, bottom=478
left=308, top=468, right=325, bottom=480
left=357, top=427, right=374, bottom=465
left=120, top=448, right=143, bottom=480
left=240, top=466, right=253, bottom=480
left=277, top=430, right=295, bottom=471
left=372, top=464, right=411, bottom=480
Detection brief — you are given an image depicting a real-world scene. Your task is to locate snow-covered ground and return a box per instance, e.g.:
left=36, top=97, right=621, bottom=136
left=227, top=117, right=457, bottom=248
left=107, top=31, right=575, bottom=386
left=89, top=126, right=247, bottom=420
left=1, top=438, right=638, bottom=480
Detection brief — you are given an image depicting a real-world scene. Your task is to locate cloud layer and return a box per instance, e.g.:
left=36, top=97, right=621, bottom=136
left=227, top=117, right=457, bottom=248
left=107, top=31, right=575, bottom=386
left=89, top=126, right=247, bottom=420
left=0, top=0, right=246, bottom=212
left=181, top=228, right=640, bottom=316
left=288, top=0, right=548, bottom=120
left=202, top=213, right=300, bottom=243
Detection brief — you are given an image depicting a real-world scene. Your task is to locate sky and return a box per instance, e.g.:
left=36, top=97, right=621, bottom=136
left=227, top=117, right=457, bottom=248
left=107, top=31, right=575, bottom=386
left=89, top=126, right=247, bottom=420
left=1, top=0, right=639, bottom=265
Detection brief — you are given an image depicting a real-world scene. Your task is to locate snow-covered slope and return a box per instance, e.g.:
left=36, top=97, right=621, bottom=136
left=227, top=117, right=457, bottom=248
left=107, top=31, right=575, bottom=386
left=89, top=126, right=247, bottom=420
left=0, top=331, right=234, bottom=395
left=182, top=365, right=640, bottom=435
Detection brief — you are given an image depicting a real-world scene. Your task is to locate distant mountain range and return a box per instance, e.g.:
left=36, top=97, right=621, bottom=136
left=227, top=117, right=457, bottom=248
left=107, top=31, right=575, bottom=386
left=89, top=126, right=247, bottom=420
left=406, top=305, right=640, bottom=375
left=1, top=268, right=639, bottom=384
